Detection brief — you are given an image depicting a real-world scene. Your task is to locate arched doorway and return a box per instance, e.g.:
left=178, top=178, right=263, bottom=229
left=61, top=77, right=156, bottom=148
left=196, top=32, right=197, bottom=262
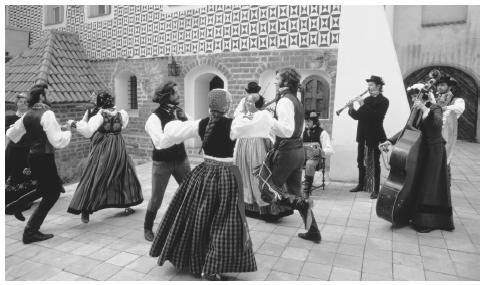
left=404, top=66, right=479, bottom=141
left=301, top=75, right=331, bottom=119
left=184, top=65, right=228, bottom=148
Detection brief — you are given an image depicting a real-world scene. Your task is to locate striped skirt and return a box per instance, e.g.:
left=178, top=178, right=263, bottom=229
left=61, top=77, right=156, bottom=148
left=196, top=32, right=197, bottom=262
left=67, top=131, right=143, bottom=214
left=235, top=137, right=293, bottom=219
left=149, top=159, right=257, bottom=275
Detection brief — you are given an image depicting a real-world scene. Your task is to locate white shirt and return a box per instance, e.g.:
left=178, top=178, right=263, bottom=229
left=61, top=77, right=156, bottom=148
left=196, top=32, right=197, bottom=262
left=320, top=130, right=334, bottom=157
left=6, top=110, right=71, bottom=149
left=270, top=97, right=295, bottom=138
left=145, top=111, right=193, bottom=150
left=76, top=108, right=129, bottom=139
left=442, top=98, right=465, bottom=125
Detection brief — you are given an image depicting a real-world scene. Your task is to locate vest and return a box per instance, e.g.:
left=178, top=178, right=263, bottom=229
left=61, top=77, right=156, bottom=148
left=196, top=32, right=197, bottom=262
left=152, top=106, right=187, bottom=162
left=303, top=125, right=324, bottom=147
left=198, top=117, right=235, bottom=158
left=23, top=105, right=54, bottom=154
left=274, top=91, right=304, bottom=143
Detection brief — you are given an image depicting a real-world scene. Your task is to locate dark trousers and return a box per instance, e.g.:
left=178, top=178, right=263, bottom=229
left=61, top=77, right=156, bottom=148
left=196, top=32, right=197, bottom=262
left=146, top=158, right=191, bottom=226
left=5, top=144, right=30, bottom=184
left=357, top=142, right=381, bottom=192
left=271, top=139, right=319, bottom=234
left=26, top=154, right=62, bottom=231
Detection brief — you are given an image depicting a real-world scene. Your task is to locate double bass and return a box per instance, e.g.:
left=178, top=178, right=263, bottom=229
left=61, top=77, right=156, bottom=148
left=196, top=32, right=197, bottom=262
left=376, top=70, right=441, bottom=226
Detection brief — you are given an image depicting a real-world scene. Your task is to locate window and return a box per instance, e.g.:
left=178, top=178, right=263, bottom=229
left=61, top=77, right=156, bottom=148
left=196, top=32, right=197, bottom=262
left=422, top=5, right=468, bottom=27
left=43, top=5, right=66, bottom=27
left=84, top=5, right=114, bottom=23
left=302, top=77, right=330, bottom=119
left=129, top=76, right=138, bottom=110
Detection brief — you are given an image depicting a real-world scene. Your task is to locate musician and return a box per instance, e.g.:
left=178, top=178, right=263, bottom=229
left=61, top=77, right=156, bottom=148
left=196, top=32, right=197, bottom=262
left=348, top=75, right=389, bottom=199
left=379, top=87, right=453, bottom=233
left=302, top=111, right=334, bottom=198
left=143, top=81, right=191, bottom=242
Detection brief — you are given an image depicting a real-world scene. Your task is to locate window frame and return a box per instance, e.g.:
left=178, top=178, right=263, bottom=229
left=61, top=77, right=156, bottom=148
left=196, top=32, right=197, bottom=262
left=128, top=75, right=138, bottom=110
left=421, top=5, right=468, bottom=28
left=42, top=5, right=67, bottom=29
left=84, top=5, right=114, bottom=23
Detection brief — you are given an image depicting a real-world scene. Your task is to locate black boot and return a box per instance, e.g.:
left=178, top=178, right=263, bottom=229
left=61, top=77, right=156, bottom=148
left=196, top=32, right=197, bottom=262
left=22, top=227, right=54, bottom=244
left=201, top=273, right=228, bottom=281
left=370, top=178, right=380, bottom=199
left=280, top=196, right=314, bottom=230
left=350, top=167, right=365, bottom=192
left=350, top=185, right=363, bottom=192
left=81, top=211, right=90, bottom=223
left=144, top=210, right=156, bottom=242
left=298, top=216, right=321, bottom=243
left=303, top=176, right=314, bottom=199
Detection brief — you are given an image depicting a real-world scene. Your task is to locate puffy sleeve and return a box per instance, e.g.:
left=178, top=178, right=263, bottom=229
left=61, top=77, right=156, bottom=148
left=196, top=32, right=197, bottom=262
left=145, top=113, right=174, bottom=150
left=230, top=110, right=273, bottom=140
left=41, top=110, right=71, bottom=149
left=163, top=119, right=202, bottom=145
left=6, top=114, right=26, bottom=143
left=233, top=97, right=246, bottom=118
left=445, top=98, right=465, bottom=119
left=271, top=97, right=295, bottom=138
left=320, top=130, right=334, bottom=157
left=75, top=111, right=103, bottom=139
left=81, top=110, right=89, bottom=122
left=119, top=110, right=129, bottom=129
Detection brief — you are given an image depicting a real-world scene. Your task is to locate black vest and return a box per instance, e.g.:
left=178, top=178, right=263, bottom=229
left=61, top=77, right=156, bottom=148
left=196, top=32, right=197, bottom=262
left=23, top=105, right=54, bottom=154
left=303, top=125, right=324, bottom=147
left=152, top=106, right=187, bottom=162
left=6, top=115, right=30, bottom=148
left=274, top=91, right=304, bottom=143
left=198, top=117, right=236, bottom=158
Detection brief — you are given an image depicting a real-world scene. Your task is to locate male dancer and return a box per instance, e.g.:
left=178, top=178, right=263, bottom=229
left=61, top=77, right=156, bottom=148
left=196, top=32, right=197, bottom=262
left=348, top=76, right=389, bottom=199
left=144, top=81, right=191, bottom=241
left=260, top=67, right=321, bottom=242
left=6, top=83, right=71, bottom=244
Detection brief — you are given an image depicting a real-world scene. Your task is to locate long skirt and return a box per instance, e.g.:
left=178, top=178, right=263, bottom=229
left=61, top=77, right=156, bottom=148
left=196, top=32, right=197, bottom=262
left=235, top=137, right=293, bottom=219
left=67, top=132, right=143, bottom=214
left=149, top=159, right=257, bottom=275
left=412, top=142, right=454, bottom=231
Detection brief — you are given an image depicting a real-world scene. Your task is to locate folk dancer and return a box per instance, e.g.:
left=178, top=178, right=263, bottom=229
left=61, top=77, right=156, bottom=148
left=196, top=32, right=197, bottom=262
left=143, top=81, right=191, bottom=241
left=302, top=111, right=334, bottom=198
left=348, top=75, right=389, bottom=199
left=149, top=89, right=256, bottom=281
left=234, top=82, right=293, bottom=221
left=6, top=84, right=71, bottom=244
left=67, top=91, right=143, bottom=223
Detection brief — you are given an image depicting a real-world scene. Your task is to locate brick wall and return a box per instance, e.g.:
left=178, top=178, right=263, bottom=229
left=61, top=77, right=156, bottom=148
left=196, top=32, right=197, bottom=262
left=91, top=48, right=338, bottom=167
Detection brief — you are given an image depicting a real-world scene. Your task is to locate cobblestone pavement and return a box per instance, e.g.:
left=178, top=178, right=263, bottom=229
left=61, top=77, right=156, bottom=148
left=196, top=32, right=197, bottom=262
left=4, top=141, right=479, bottom=281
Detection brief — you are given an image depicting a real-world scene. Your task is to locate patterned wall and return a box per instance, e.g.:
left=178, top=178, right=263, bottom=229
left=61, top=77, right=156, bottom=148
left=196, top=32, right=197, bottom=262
left=7, top=5, right=340, bottom=59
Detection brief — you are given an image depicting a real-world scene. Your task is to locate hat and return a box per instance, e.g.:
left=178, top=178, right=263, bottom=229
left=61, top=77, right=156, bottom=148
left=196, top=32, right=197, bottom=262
left=208, top=89, right=232, bottom=113
left=366, top=75, right=385, bottom=86
left=245, top=82, right=262, bottom=94
left=437, top=75, right=457, bottom=87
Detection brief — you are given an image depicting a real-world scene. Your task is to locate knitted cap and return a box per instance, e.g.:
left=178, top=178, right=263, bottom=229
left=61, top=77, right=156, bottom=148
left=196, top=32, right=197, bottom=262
left=208, top=89, right=232, bottom=113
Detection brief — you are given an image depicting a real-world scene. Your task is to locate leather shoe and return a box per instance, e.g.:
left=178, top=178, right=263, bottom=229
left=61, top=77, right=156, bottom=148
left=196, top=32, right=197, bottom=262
left=370, top=192, right=378, bottom=199
left=414, top=225, right=433, bottom=233
left=144, top=229, right=154, bottom=242
left=298, top=231, right=322, bottom=243
left=81, top=212, right=89, bottom=224
left=23, top=230, right=54, bottom=244
left=350, top=185, right=363, bottom=192
left=201, top=273, right=228, bottom=281
left=14, top=212, right=26, bottom=222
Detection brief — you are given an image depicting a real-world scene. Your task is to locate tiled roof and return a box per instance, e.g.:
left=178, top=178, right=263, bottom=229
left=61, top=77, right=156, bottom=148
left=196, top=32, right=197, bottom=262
left=5, top=30, right=108, bottom=103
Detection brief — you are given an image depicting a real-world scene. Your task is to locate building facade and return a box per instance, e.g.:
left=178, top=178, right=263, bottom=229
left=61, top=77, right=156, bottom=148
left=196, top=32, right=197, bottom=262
left=6, top=5, right=341, bottom=181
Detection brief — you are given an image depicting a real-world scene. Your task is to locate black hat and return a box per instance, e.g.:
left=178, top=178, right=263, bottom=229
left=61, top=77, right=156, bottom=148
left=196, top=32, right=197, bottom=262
left=245, top=82, right=262, bottom=94
left=437, top=75, right=457, bottom=86
left=366, top=75, right=385, bottom=86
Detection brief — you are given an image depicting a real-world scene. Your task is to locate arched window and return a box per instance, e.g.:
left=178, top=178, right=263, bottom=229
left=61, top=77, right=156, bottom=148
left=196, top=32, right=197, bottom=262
left=129, top=75, right=138, bottom=110
left=302, top=76, right=330, bottom=119
left=209, top=76, right=224, bottom=90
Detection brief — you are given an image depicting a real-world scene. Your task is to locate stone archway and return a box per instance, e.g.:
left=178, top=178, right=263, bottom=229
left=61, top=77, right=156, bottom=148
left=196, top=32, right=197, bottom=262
left=404, top=66, right=479, bottom=141
left=184, top=65, right=228, bottom=148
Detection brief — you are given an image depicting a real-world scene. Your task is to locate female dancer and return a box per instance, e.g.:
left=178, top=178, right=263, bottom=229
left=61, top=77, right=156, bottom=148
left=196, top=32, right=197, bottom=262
left=149, top=89, right=257, bottom=281
left=67, top=91, right=143, bottom=223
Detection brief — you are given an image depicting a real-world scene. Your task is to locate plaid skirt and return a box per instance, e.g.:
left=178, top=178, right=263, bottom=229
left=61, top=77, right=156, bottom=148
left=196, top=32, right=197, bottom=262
left=149, top=159, right=257, bottom=275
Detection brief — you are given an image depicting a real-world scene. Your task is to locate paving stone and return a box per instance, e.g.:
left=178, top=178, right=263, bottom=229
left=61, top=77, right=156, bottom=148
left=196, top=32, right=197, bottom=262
left=330, top=267, right=361, bottom=281
left=362, top=256, right=393, bottom=278
left=257, top=242, right=285, bottom=257
left=126, top=255, right=159, bottom=274
left=237, top=269, right=271, bottom=281
left=105, top=252, right=140, bottom=267
left=306, top=248, right=336, bottom=265
left=46, top=271, right=82, bottom=281
left=266, top=271, right=298, bottom=281
left=300, top=262, right=331, bottom=280
left=87, top=262, right=123, bottom=280
left=448, top=250, right=480, bottom=265
left=337, top=243, right=365, bottom=257
left=272, top=257, right=304, bottom=275
left=392, top=241, right=420, bottom=255
left=393, top=264, right=426, bottom=281
left=15, top=264, right=62, bottom=281
left=393, top=252, right=424, bottom=269
left=108, top=269, right=146, bottom=280
left=253, top=253, right=278, bottom=270
left=146, top=263, right=178, bottom=280
left=453, top=262, right=480, bottom=280
left=89, top=247, right=119, bottom=261
left=333, top=253, right=363, bottom=272
left=280, top=246, right=309, bottom=261
left=362, top=272, right=392, bottom=281
left=424, top=270, right=459, bottom=281
left=63, top=256, right=102, bottom=276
